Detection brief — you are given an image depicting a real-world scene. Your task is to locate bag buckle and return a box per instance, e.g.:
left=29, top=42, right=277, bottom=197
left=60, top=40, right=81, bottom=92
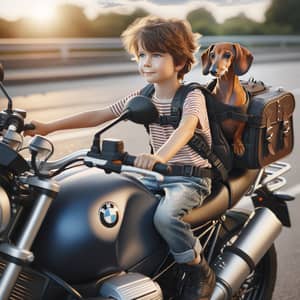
left=266, top=125, right=273, bottom=142
left=183, top=165, right=194, bottom=177
left=283, top=120, right=290, bottom=135
left=159, top=116, right=169, bottom=125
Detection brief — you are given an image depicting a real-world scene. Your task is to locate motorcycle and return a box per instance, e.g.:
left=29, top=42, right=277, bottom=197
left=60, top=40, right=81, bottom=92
left=0, top=63, right=295, bottom=300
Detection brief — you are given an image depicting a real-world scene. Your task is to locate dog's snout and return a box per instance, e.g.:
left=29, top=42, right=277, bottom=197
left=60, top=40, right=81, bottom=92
left=210, top=66, right=218, bottom=76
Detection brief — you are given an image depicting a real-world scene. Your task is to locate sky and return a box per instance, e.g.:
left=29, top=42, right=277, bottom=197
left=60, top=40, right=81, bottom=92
left=0, top=0, right=271, bottom=24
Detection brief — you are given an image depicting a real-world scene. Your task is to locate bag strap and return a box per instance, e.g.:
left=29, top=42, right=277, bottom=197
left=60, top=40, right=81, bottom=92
left=140, top=83, right=155, bottom=96
left=140, top=82, right=229, bottom=180
left=206, top=79, right=254, bottom=123
left=140, top=84, right=156, bottom=153
left=188, top=134, right=228, bottom=181
left=169, top=82, right=229, bottom=181
left=281, top=111, right=291, bottom=149
left=170, top=82, right=204, bottom=127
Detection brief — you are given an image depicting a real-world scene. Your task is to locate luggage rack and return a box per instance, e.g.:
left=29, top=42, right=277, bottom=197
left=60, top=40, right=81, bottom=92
left=246, top=161, right=291, bottom=195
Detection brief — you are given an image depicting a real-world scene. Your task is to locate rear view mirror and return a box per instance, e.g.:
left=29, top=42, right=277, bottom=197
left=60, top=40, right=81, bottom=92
left=124, top=96, right=158, bottom=125
left=90, top=95, right=158, bottom=153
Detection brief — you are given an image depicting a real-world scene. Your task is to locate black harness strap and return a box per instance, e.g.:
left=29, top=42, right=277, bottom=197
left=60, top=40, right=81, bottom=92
left=140, top=83, right=155, bottom=98
left=216, top=110, right=250, bottom=122
left=171, top=165, right=214, bottom=178
left=139, top=82, right=236, bottom=208
left=140, top=84, right=156, bottom=153
left=140, top=82, right=229, bottom=181
left=206, top=79, right=251, bottom=123
left=158, top=115, right=179, bottom=126
left=169, top=82, right=230, bottom=181
left=188, top=134, right=228, bottom=181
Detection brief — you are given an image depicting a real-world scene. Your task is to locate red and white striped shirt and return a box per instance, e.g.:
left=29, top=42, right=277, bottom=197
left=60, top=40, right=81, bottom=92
left=109, top=88, right=211, bottom=168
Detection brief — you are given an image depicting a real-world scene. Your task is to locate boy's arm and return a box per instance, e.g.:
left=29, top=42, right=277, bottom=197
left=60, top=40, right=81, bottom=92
left=46, top=107, right=115, bottom=131
left=25, top=107, right=116, bottom=136
left=25, top=90, right=139, bottom=137
left=134, top=114, right=198, bottom=170
left=155, top=114, right=199, bottom=162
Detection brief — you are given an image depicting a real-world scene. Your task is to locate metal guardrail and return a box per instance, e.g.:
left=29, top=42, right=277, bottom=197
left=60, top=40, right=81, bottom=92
left=200, top=35, right=300, bottom=47
left=1, top=35, right=300, bottom=61
left=0, top=38, right=123, bottom=60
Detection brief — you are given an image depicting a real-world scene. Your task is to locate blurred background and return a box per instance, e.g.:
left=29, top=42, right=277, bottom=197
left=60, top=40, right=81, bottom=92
left=0, top=0, right=300, bottom=79
left=1, top=0, right=299, bottom=37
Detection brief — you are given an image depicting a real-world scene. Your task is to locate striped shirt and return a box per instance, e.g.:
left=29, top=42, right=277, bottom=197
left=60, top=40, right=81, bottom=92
left=109, top=88, right=212, bottom=168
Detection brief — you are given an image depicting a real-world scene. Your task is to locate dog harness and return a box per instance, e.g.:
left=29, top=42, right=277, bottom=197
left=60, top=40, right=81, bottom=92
left=140, top=82, right=233, bottom=182
left=206, top=79, right=251, bottom=123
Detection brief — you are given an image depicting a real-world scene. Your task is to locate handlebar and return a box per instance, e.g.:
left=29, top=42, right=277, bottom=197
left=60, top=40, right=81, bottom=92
left=33, top=149, right=170, bottom=181
left=123, top=154, right=171, bottom=175
left=24, top=123, right=36, bottom=131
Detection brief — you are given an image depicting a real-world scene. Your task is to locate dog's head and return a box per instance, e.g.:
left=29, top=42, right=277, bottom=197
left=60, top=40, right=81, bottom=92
left=201, top=43, right=253, bottom=77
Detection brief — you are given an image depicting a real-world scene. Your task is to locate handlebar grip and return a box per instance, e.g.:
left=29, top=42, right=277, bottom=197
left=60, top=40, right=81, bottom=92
left=123, top=154, right=171, bottom=175
left=153, top=162, right=171, bottom=175
left=24, top=123, right=36, bottom=131
left=123, top=154, right=135, bottom=166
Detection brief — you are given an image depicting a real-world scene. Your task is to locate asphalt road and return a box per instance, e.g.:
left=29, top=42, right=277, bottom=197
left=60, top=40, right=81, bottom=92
left=1, top=61, right=300, bottom=299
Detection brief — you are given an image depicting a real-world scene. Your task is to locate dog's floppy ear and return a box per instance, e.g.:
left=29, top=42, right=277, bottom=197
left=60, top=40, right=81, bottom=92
left=201, top=44, right=215, bottom=75
left=233, top=43, right=253, bottom=76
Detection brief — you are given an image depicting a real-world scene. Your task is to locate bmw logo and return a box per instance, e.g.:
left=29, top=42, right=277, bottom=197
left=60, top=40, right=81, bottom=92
left=99, top=202, right=119, bottom=227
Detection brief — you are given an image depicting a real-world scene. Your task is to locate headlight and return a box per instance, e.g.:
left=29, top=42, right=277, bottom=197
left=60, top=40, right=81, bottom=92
left=0, top=185, right=11, bottom=233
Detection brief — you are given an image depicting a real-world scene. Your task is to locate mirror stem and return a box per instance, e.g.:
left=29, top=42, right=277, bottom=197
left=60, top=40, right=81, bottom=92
left=91, top=110, right=129, bottom=153
left=0, top=82, right=13, bottom=113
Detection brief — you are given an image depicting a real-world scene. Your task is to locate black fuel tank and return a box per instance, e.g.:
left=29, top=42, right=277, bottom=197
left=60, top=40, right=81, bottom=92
left=33, top=167, right=166, bottom=284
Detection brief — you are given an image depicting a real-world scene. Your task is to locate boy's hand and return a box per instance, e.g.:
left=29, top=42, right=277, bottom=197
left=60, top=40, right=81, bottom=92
left=23, top=121, right=50, bottom=137
left=134, top=153, right=165, bottom=171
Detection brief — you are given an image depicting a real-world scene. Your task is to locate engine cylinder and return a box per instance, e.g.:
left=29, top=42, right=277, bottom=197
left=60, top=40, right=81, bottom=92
left=0, top=186, right=11, bottom=233
left=99, top=272, right=163, bottom=300
left=211, top=207, right=282, bottom=300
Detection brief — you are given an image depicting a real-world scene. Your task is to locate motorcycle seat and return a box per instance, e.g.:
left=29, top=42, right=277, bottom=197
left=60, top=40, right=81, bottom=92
left=184, top=168, right=260, bottom=226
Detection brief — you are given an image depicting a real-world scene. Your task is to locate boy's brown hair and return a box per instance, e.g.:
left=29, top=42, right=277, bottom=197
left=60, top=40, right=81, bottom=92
left=121, top=16, right=200, bottom=80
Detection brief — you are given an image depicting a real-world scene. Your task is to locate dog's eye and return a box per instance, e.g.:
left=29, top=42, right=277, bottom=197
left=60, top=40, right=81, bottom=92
left=210, top=52, right=215, bottom=59
left=223, top=52, right=231, bottom=59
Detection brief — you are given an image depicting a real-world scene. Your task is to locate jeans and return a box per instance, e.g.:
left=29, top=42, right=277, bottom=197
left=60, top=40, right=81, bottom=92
left=140, top=175, right=211, bottom=264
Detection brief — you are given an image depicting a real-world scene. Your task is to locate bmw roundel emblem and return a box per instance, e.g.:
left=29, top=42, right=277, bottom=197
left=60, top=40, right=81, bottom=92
left=99, top=202, right=119, bottom=227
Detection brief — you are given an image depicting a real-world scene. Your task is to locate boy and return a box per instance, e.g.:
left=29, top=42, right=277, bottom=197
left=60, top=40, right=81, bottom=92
left=25, top=16, right=216, bottom=300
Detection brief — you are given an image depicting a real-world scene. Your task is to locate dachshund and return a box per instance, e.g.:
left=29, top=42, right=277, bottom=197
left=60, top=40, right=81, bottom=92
left=201, top=43, right=253, bottom=156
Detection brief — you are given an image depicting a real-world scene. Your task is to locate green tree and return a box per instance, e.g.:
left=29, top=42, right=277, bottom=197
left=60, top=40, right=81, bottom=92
left=221, top=13, right=262, bottom=35
left=126, top=8, right=149, bottom=26
left=9, top=18, right=36, bottom=38
left=91, top=9, right=148, bottom=37
left=0, top=18, right=12, bottom=37
left=264, top=0, right=299, bottom=34
left=53, top=4, right=92, bottom=37
left=187, top=8, right=219, bottom=35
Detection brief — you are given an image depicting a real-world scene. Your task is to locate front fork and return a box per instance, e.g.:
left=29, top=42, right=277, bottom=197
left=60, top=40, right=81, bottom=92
left=0, top=176, right=59, bottom=300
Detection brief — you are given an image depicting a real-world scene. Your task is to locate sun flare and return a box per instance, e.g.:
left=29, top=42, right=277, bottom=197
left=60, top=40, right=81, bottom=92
left=31, top=4, right=55, bottom=23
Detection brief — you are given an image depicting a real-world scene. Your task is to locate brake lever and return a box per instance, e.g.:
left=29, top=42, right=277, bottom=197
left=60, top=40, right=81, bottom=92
left=24, top=123, right=36, bottom=131
left=84, top=156, right=165, bottom=181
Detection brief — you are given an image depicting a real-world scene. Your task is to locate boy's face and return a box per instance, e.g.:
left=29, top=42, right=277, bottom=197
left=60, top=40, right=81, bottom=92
left=137, top=44, right=179, bottom=84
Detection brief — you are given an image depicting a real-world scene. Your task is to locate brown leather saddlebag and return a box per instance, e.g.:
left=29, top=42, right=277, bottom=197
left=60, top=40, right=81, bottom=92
left=234, top=83, right=295, bottom=169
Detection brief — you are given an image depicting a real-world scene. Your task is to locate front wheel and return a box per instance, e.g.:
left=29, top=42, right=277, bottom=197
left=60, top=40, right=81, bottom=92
left=213, top=210, right=277, bottom=300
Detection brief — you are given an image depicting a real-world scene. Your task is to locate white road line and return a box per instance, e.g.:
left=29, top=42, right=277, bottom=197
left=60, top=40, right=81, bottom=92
left=283, top=183, right=300, bottom=197
left=291, top=88, right=300, bottom=95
